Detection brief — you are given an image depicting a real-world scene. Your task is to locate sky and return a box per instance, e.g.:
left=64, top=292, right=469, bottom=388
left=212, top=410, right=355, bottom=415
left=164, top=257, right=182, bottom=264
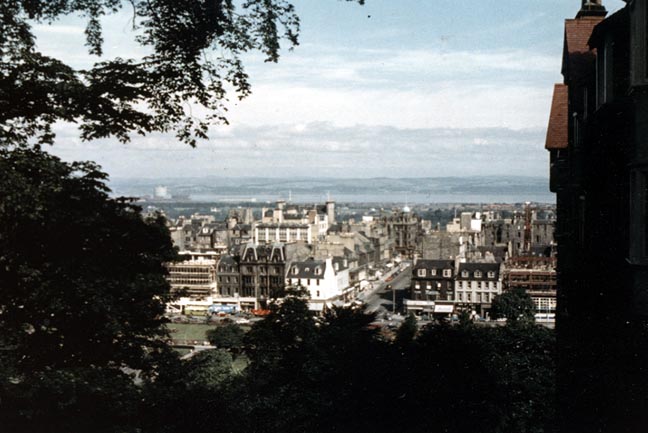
left=34, top=0, right=626, bottom=179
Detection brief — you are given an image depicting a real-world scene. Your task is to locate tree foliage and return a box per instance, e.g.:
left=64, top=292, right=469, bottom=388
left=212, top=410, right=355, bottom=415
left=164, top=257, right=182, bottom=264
left=207, top=323, right=245, bottom=351
left=491, top=287, right=536, bottom=326
left=0, top=145, right=180, bottom=433
left=0, top=146, right=177, bottom=374
left=1, top=0, right=363, bottom=147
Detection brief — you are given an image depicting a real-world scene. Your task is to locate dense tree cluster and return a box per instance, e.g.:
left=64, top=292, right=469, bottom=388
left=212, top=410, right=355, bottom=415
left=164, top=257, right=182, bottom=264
left=2, top=282, right=556, bottom=433
left=0, top=146, right=178, bottom=432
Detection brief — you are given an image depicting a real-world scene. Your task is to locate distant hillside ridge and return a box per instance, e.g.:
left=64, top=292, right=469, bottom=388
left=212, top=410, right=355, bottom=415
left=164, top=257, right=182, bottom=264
left=110, top=176, right=552, bottom=204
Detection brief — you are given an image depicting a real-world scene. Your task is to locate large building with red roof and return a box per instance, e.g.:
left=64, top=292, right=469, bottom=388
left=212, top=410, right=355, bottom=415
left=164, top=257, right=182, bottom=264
left=546, top=1, right=648, bottom=431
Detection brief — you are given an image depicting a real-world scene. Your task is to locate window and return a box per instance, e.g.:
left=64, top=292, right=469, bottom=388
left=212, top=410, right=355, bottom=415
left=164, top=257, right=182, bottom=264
left=430, top=269, right=437, bottom=276
left=475, top=271, right=482, bottom=278
left=418, top=269, right=426, bottom=277
left=292, top=267, right=299, bottom=275
left=307, top=279, right=311, bottom=285
left=316, top=290, right=320, bottom=298
left=461, top=270, right=469, bottom=278
left=487, top=271, right=495, bottom=279
left=443, top=269, right=451, bottom=278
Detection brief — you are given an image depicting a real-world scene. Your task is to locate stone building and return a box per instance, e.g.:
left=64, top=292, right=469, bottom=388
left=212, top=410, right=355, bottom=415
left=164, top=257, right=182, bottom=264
left=286, top=257, right=350, bottom=311
left=454, top=262, right=502, bottom=316
left=216, top=243, right=286, bottom=309
left=383, top=207, right=421, bottom=259
left=409, top=259, right=455, bottom=302
left=545, top=1, right=648, bottom=430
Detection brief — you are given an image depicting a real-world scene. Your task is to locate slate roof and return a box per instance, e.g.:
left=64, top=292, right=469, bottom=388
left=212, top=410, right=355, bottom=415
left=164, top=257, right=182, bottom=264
left=332, top=257, right=350, bottom=272
left=456, top=262, right=500, bottom=281
left=289, top=259, right=327, bottom=279
left=218, top=255, right=239, bottom=270
left=412, top=260, right=455, bottom=279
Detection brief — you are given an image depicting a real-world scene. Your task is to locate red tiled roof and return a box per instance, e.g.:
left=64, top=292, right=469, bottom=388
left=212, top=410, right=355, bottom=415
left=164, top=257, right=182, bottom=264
left=562, top=16, right=604, bottom=79
left=545, top=84, right=568, bottom=150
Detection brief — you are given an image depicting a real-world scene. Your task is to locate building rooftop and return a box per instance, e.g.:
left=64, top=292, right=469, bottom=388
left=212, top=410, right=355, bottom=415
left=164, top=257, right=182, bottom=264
left=545, top=84, right=569, bottom=150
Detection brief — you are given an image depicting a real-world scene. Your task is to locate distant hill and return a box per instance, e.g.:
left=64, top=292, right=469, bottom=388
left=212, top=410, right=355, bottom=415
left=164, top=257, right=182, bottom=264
left=109, top=176, right=552, bottom=204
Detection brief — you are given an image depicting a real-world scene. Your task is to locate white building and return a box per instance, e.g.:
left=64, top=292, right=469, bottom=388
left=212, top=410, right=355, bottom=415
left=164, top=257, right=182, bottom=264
left=286, top=257, right=350, bottom=309
left=255, top=223, right=313, bottom=244
left=454, top=262, right=502, bottom=315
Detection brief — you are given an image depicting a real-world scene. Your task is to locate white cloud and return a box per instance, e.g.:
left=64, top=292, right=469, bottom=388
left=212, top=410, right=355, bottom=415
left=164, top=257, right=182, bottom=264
left=48, top=122, right=549, bottom=179
left=227, top=82, right=552, bottom=130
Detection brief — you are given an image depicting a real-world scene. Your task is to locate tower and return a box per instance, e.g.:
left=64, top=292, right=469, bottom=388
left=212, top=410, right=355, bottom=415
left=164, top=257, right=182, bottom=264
left=325, top=194, right=335, bottom=226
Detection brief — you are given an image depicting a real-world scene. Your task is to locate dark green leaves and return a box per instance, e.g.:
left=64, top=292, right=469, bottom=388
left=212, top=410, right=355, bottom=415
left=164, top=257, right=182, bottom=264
left=0, top=146, right=177, bottom=373
left=0, top=0, right=364, bottom=147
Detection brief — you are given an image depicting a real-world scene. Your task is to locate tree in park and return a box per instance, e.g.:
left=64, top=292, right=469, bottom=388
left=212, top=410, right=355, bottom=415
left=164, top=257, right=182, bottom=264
left=490, top=287, right=536, bottom=326
left=1, top=0, right=363, bottom=148
left=207, top=323, right=245, bottom=352
left=0, top=146, right=177, bottom=432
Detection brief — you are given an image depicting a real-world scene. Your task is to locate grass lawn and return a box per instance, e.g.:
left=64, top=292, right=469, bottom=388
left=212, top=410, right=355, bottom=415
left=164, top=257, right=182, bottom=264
left=166, top=323, right=217, bottom=342
left=166, top=322, right=253, bottom=342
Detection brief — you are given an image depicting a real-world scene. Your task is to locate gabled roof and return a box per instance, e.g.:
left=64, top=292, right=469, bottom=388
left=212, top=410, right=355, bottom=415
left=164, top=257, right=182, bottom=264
left=241, top=243, right=286, bottom=262
left=562, top=16, right=603, bottom=81
left=545, top=84, right=569, bottom=150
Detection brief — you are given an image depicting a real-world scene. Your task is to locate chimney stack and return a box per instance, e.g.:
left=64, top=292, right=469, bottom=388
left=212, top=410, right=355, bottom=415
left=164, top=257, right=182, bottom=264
left=577, top=0, right=606, bottom=18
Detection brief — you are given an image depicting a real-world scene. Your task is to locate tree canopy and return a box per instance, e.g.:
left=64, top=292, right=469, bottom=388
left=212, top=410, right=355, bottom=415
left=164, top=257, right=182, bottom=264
left=1, top=0, right=363, bottom=147
left=491, top=287, right=536, bottom=326
left=0, top=146, right=177, bottom=373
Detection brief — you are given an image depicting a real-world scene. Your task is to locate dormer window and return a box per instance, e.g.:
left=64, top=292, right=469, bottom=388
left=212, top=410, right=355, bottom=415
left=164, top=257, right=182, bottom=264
left=315, top=267, right=322, bottom=275
left=475, top=270, right=482, bottom=278
left=461, top=270, right=469, bottom=278
left=292, top=266, right=299, bottom=275
left=431, top=269, right=437, bottom=276
left=487, top=271, right=495, bottom=279
left=418, top=269, right=426, bottom=277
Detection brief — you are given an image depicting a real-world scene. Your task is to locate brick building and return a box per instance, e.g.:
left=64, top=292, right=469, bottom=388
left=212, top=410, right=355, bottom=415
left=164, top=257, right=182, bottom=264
left=545, top=1, right=648, bottom=430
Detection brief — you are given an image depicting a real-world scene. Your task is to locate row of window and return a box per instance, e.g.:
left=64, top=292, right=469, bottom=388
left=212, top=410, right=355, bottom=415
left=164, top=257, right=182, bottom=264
left=169, top=278, right=211, bottom=285
left=416, top=268, right=452, bottom=277
left=291, top=266, right=323, bottom=276
left=416, top=269, right=496, bottom=279
left=455, top=291, right=494, bottom=303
